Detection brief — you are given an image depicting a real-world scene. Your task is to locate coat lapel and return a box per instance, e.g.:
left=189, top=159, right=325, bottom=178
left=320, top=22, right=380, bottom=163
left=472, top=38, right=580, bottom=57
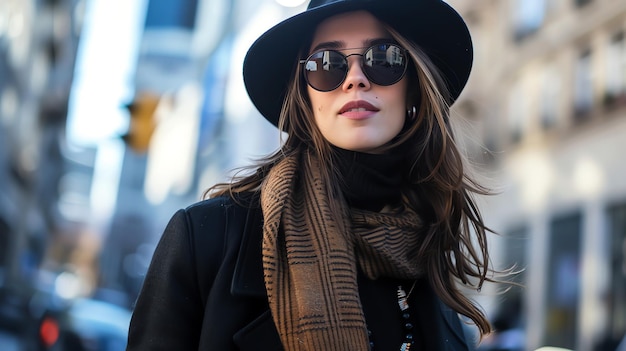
left=415, top=280, right=471, bottom=350
left=233, top=310, right=283, bottom=350
left=439, top=299, right=473, bottom=350
left=227, top=205, right=284, bottom=349
left=231, top=204, right=266, bottom=297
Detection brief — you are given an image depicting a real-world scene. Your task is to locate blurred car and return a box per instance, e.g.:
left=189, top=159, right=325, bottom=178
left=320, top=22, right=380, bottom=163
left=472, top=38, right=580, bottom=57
left=33, top=272, right=132, bottom=351
left=1, top=268, right=131, bottom=351
left=63, top=297, right=131, bottom=351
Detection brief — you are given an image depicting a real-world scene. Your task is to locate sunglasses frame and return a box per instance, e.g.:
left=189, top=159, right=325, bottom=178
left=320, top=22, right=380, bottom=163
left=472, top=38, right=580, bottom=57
left=299, top=43, right=409, bottom=92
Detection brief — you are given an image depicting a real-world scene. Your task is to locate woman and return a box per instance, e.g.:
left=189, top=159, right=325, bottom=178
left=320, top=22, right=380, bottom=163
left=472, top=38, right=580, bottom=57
left=127, top=0, right=495, bottom=350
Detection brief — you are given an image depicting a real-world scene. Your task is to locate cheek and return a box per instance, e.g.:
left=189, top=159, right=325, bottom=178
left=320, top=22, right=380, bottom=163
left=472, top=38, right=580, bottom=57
left=307, top=89, right=329, bottom=121
left=388, top=85, right=408, bottom=125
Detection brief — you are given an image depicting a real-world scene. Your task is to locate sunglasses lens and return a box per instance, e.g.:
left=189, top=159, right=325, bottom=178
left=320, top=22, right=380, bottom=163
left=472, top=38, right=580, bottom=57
left=303, top=44, right=407, bottom=91
left=303, top=51, right=347, bottom=91
left=363, top=44, right=407, bottom=86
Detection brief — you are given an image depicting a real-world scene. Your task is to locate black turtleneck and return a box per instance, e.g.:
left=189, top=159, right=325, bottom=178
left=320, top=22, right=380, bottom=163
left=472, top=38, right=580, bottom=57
left=332, top=146, right=406, bottom=212
left=332, top=146, right=426, bottom=350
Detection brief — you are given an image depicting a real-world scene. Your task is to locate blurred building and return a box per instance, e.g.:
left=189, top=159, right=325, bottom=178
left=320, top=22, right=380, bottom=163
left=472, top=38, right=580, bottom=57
left=1, top=0, right=297, bottom=348
left=0, top=0, right=86, bottom=347
left=449, top=0, right=626, bottom=350
left=12, top=0, right=626, bottom=350
left=1, top=0, right=84, bottom=282
left=91, top=0, right=317, bottom=315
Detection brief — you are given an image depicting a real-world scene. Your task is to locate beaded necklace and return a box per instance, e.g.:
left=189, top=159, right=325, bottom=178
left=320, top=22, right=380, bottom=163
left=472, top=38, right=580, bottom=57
left=368, top=280, right=417, bottom=351
left=397, top=281, right=417, bottom=351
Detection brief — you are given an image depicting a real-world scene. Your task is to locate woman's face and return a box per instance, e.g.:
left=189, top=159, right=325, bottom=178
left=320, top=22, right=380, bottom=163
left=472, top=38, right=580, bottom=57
left=306, top=11, right=408, bottom=154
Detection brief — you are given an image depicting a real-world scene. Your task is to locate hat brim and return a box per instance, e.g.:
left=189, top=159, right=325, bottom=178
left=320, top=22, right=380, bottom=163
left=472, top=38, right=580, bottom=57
left=243, top=0, right=473, bottom=127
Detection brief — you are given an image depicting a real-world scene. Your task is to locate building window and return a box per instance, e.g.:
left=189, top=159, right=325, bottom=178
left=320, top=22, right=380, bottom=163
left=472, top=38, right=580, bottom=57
left=573, top=49, right=594, bottom=120
left=546, top=0, right=560, bottom=14
left=574, top=0, right=592, bottom=7
left=507, top=81, right=527, bottom=143
left=544, top=212, right=582, bottom=350
left=605, top=203, right=626, bottom=346
left=605, top=31, right=626, bottom=108
left=0, top=218, right=10, bottom=271
left=541, top=64, right=561, bottom=129
left=144, top=0, right=198, bottom=29
left=503, top=225, right=529, bottom=284
left=490, top=225, right=528, bottom=348
left=513, top=0, right=546, bottom=41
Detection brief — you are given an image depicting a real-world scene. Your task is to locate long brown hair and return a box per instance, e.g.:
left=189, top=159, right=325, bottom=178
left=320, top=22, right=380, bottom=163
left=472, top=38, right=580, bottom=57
left=207, top=20, right=496, bottom=338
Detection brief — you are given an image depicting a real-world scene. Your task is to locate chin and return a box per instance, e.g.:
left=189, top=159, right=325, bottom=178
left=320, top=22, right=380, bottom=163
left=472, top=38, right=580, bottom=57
left=345, top=143, right=386, bottom=154
left=336, top=135, right=387, bottom=151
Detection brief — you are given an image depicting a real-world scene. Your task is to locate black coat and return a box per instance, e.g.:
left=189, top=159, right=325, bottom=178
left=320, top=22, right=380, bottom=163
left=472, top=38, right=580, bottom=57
left=126, top=196, right=473, bottom=350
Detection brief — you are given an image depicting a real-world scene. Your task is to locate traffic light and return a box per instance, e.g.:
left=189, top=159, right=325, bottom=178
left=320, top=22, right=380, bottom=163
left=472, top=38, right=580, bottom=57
left=122, top=93, right=160, bottom=153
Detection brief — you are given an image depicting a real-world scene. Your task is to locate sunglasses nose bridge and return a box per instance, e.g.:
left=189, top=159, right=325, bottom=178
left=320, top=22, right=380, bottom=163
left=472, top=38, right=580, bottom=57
left=344, top=52, right=362, bottom=59
left=344, top=52, right=364, bottom=69
left=342, top=53, right=370, bottom=90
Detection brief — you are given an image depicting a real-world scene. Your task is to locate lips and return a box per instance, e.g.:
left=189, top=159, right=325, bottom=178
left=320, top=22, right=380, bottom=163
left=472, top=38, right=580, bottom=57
left=339, top=100, right=379, bottom=114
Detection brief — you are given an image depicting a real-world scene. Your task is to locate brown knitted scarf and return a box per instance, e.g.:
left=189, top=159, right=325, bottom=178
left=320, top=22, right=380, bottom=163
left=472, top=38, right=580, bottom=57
left=261, top=151, right=423, bottom=351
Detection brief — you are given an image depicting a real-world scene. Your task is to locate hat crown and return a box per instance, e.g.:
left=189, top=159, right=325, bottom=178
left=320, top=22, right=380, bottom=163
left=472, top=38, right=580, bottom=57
left=307, top=0, right=433, bottom=10
left=307, top=0, right=373, bottom=10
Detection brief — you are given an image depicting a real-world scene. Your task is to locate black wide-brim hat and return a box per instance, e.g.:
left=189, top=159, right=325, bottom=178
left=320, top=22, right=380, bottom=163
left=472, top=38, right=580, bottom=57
left=243, top=0, right=473, bottom=127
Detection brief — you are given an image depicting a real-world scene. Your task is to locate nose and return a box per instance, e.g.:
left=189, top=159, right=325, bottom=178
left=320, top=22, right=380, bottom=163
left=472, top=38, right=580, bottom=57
left=341, top=54, right=371, bottom=92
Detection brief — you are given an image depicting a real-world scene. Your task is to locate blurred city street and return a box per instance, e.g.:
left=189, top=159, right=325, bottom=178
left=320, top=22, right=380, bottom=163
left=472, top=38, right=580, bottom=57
left=1, top=0, right=626, bottom=350
left=0, top=331, right=20, bottom=351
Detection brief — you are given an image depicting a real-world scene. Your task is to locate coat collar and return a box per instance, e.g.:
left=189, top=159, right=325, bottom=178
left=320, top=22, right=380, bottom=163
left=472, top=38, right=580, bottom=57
left=231, top=204, right=266, bottom=297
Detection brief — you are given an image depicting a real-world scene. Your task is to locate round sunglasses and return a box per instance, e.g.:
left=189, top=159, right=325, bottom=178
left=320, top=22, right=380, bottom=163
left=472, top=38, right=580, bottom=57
left=299, top=43, right=409, bottom=92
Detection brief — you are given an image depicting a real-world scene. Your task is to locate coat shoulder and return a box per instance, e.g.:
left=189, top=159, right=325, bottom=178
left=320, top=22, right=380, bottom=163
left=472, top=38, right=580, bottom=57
left=183, top=194, right=257, bottom=239
left=184, top=193, right=259, bottom=223
left=185, top=195, right=241, bottom=217
left=181, top=194, right=263, bottom=299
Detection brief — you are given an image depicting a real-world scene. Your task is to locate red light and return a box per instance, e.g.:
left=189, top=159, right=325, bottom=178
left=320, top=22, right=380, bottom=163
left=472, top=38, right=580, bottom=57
left=40, top=316, right=60, bottom=348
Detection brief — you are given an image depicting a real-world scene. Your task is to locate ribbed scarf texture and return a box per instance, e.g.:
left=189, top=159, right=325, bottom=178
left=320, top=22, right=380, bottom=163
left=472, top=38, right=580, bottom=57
left=261, top=151, right=423, bottom=351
